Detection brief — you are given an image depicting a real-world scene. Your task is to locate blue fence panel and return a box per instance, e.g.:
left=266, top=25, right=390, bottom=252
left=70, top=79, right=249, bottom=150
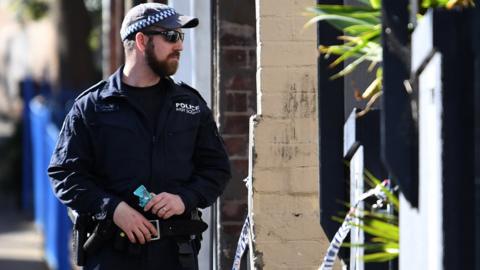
left=29, top=98, right=49, bottom=230
left=45, top=123, right=72, bottom=270
left=28, top=97, right=72, bottom=270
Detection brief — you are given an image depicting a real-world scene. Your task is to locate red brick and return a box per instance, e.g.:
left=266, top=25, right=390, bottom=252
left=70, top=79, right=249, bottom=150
left=223, top=115, right=249, bottom=135
left=222, top=224, right=244, bottom=234
left=222, top=179, right=248, bottom=200
left=234, top=93, right=247, bottom=112
left=225, top=74, right=255, bottom=91
left=248, top=48, right=256, bottom=68
left=220, top=33, right=255, bottom=46
left=232, top=159, right=248, bottom=176
left=221, top=200, right=248, bottom=221
left=226, top=93, right=235, bottom=111
left=226, top=92, right=248, bottom=112
left=248, top=92, right=256, bottom=111
left=224, top=136, right=248, bottom=156
left=223, top=49, right=247, bottom=67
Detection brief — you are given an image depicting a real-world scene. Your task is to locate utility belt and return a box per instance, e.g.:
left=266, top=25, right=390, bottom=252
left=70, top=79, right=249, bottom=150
left=69, top=208, right=207, bottom=268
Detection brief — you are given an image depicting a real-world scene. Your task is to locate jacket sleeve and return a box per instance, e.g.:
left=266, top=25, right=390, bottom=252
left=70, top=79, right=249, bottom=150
left=48, top=103, right=121, bottom=219
left=177, top=106, right=231, bottom=212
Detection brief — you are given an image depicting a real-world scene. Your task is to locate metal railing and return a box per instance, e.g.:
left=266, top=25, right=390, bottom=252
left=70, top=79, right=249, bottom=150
left=22, top=79, right=73, bottom=270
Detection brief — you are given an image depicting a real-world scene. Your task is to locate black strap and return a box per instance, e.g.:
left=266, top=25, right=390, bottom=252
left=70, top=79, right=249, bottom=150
left=177, top=240, right=198, bottom=270
left=110, top=218, right=206, bottom=265
left=160, top=219, right=208, bottom=237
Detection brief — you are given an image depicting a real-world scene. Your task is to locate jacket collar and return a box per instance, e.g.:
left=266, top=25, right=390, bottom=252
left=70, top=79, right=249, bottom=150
left=99, top=66, right=186, bottom=100
left=98, top=66, right=127, bottom=100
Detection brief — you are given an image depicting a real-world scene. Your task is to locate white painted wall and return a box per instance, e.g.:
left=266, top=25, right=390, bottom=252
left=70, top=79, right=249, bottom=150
left=168, top=1, right=213, bottom=270
left=169, top=0, right=212, bottom=107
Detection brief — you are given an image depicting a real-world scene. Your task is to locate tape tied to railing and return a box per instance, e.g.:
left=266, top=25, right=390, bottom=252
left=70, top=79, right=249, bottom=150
left=232, top=216, right=251, bottom=270
left=319, top=180, right=390, bottom=270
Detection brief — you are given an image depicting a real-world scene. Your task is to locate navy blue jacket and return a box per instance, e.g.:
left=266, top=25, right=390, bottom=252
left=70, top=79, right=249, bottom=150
left=48, top=68, right=231, bottom=220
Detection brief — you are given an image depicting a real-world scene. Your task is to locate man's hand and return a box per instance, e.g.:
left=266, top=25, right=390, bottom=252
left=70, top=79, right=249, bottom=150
left=113, top=201, right=158, bottom=244
left=144, top=192, right=185, bottom=219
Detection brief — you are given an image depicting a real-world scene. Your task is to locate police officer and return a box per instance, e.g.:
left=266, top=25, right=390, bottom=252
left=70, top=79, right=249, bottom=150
left=48, top=3, right=231, bottom=270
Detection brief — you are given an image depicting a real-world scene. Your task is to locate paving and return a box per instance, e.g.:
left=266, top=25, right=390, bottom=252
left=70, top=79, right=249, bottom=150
left=0, top=194, right=48, bottom=270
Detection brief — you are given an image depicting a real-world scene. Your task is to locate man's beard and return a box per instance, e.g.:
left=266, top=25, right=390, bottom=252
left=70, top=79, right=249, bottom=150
left=145, top=40, right=179, bottom=77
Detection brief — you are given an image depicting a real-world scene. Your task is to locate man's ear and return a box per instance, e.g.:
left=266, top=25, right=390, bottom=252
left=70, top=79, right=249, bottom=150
left=135, top=32, right=148, bottom=53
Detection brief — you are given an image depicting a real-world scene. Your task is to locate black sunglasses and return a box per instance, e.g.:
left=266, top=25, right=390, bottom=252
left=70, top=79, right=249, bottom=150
left=142, top=30, right=185, bottom=43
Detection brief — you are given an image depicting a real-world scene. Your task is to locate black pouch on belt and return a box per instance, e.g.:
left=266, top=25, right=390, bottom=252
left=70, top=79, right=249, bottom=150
left=111, top=219, right=208, bottom=257
left=69, top=211, right=92, bottom=266
left=177, top=239, right=197, bottom=269
left=111, top=229, right=141, bottom=255
left=83, top=219, right=115, bottom=255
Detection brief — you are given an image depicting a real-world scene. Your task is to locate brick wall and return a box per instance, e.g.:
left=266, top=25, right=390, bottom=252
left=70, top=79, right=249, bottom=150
left=251, top=0, right=333, bottom=269
left=216, top=0, right=256, bottom=269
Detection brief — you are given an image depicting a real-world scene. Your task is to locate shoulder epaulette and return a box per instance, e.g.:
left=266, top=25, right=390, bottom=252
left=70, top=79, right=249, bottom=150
left=75, top=80, right=107, bottom=101
left=177, top=81, right=207, bottom=104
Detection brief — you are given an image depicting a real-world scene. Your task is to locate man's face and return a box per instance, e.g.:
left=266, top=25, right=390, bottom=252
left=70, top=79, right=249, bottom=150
left=144, top=28, right=183, bottom=77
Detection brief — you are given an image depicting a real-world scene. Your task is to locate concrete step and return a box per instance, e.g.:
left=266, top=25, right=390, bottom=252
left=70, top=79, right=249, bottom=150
left=0, top=194, right=48, bottom=270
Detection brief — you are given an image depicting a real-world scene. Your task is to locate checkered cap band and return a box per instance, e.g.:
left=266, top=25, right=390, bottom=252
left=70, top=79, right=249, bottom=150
left=120, top=8, right=176, bottom=41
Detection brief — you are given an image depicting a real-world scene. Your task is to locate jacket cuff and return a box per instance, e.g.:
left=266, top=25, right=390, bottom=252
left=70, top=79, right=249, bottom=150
left=106, top=197, right=122, bottom=219
left=92, top=196, right=122, bottom=220
left=177, top=189, right=200, bottom=214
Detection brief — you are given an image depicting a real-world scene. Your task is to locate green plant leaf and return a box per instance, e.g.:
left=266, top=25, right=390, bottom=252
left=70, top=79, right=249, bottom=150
left=330, top=28, right=381, bottom=67
left=360, top=252, right=399, bottom=262
left=309, top=4, right=378, bottom=14
left=361, top=75, right=381, bottom=99
left=304, top=5, right=380, bottom=31
left=332, top=216, right=346, bottom=224
left=421, top=0, right=450, bottom=8
left=363, top=169, right=399, bottom=211
left=369, top=0, right=382, bottom=9
left=353, top=209, right=397, bottom=223
left=370, top=237, right=397, bottom=244
left=320, top=45, right=379, bottom=66
left=363, top=168, right=382, bottom=185
left=303, top=3, right=386, bottom=112
left=303, top=3, right=405, bottom=262
left=344, top=24, right=378, bottom=35
left=356, top=0, right=373, bottom=6
left=365, top=219, right=399, bottom=240
left=362, top=211, right=398, bottom=225
left=344, top=242, right=398, bottom=252
left=330, top=53, right=369, bottom=79
left=348, top=218, right=398, bottom=241
left=304, top=13, right=376, bottom=30
left=343, top=242, right=384, bottom=250
left=319, top=37, right=382, bottom=79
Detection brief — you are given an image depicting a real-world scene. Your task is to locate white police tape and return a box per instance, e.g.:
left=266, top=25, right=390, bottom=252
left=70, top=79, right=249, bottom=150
left=319, top=180, right=390, bottom=270
left=319, top=214, right=354, bottom=269
left=232, top=216, right=251, bottom=270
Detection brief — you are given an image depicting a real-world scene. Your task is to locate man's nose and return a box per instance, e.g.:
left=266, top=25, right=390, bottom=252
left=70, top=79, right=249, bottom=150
left=174, top=39, right=183, bottom=51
